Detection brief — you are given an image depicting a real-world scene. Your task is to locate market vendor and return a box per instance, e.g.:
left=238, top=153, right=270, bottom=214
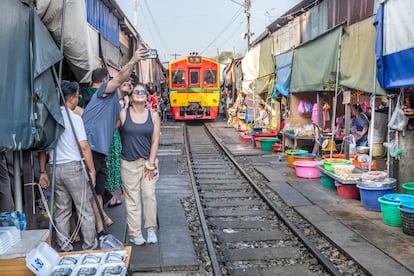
left=255, top=103, right=269, bottom=126
left=350, top=104, right=369, bottom=146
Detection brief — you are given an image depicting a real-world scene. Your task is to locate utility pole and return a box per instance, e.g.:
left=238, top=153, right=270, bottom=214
left=134, top=0, right=138, bottom=30
left=245, top=0, right=251, bottom=50
left=230, top=0, right=251, bottom=51
left=171, top=53, right=181, bottom=60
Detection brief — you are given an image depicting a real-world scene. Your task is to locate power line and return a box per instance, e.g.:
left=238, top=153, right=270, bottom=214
left=199, top=6, right=244, bottom=55
left=141, top=0, right=171, bottom=57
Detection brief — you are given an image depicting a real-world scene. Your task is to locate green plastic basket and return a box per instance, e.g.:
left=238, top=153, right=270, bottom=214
left=320, top=173, right=336, bottom=190
left=402, top=182, right=414, bottom=196
left=323, top=158, right=352, bottom=173
left=378, top=196, right=402, bottom=227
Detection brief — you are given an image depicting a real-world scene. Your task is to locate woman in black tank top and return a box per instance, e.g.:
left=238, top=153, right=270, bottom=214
left=119, top=83, right=161, bottom=245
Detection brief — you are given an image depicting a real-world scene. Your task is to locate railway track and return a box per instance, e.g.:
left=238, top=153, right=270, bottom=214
left=184, top=123, right=367, bottom=275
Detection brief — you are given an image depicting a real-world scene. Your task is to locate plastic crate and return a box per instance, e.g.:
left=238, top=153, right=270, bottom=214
left=398, top=206, right=414, bottom=236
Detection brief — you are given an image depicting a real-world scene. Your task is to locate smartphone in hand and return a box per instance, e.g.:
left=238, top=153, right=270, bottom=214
left=146, top=49, right=158, bottom=59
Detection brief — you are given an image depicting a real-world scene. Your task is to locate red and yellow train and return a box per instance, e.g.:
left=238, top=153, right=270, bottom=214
left=168, top=55, right=220, bottom=120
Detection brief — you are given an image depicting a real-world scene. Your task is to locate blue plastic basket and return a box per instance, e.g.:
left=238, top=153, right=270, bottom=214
left=357, top=185, right=395, bottom=211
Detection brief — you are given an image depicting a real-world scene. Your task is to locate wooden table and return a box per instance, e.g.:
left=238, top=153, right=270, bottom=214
left=281, top=131, right=315, bottom=152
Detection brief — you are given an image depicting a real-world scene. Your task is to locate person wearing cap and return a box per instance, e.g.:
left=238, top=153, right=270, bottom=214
left=82, top=47, right=149, bottom=237
left=38, top=80, right=97, bottom=252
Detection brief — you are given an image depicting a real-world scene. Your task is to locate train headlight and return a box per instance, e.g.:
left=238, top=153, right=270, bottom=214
left=173, top=99, right=177, bottom=103
left=213, top=99, right=218, bottom=103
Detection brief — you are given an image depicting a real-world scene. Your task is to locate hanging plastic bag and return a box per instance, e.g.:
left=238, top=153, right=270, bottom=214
left=304, top=100, right=313, bottom=114
left=298, top=100, right=305, bottom=114
left=388, top=98, right=408, bottom=131
left=349, top=135, right=356, bottom=155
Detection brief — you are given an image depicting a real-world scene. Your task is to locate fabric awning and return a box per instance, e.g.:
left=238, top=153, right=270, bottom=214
left=340, top=16, right=385, bottom=95
left=375, top=0, right=414, bottom=89
left=37, top=0, right=96, bottom=82
left=290, top=26, right=342, bottom=92
left=241, top=45, right=260, bottom=84
left=255, top=38, right=275, bottom=95
left=273, top=50, right=293, bottom=97
left=0, top=1, right=64, bottom=151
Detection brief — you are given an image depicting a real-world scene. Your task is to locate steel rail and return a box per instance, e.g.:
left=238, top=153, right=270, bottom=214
left=184, top=124, right=222, bottom=276
left=205, top=123, right=342, bottom=276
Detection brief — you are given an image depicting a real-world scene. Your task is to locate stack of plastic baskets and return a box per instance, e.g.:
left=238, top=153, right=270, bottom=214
left=398, top=196, right=414, bottom=235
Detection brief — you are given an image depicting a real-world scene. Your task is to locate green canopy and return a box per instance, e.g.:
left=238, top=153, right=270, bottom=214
left=290, top=26, right=342, bottom=92
left=340, top=16, right=385, bottom=95
left=255, top=38, right=275, bottom=95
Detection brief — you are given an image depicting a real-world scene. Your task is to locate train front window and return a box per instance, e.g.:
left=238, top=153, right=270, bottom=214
left=172, top=70, right=186, bottom=85
left=190, top=70, right=199, bottom=85
left=203, top=70, right=217, bottom=85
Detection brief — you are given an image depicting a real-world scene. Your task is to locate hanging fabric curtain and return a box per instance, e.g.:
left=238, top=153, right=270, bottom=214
left=273, top=50, right=293, bottom=97
left=374, top=0, right=414, bottom=89
left=290, top=26, right=342, bottom=92
left=340, top=16, right=385, bottom=95
left=255, top=38, right=275, bottom=95
left=0, top=1, right=64, bottom=151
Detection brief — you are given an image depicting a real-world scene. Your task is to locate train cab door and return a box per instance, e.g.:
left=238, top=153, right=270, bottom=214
left=189, top=68, right=201, bottom=103
left=189, top=68, right=200, bottom=87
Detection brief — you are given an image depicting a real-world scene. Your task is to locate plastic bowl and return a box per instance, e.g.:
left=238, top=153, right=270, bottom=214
left=293, top=161, right=323, bottom=178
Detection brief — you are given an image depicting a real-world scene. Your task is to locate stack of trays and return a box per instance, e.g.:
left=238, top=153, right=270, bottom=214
left=0, top=227, right=20, bottom=254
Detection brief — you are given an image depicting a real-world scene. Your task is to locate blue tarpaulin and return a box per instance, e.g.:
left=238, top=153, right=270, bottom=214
left=273, top=50, right=293, bottom=97
left=374, top=0, right=414, bottom=89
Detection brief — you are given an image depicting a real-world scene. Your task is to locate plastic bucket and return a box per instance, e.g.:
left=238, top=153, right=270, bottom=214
left=371, top=143, right=385, bottom=157
left=335, top=183, right=360, bottom=200
left=293, top=161, right=323, bottom=178
left=286, top=149, right=308, bottom=168
left=402, top=182, right=414, bottom=195
left=259, top=138, right=280, bottom=152
left=377, top=196, right=402, bottom=227
left=320, top=173, right=336, bottom=190
left=357, top=185, right=395, bottom=211
left=292, top=153, right=316, bottom=165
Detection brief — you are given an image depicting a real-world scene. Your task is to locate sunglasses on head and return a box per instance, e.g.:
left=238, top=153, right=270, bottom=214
left=133, top=89, right=147, bottom=95
left=127, top=78, right=136, bottom=86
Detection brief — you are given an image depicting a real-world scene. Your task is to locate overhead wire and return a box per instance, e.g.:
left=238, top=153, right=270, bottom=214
left=199, top=6, right=244, bottom=55
left=140, top=0, right=171, bottom=57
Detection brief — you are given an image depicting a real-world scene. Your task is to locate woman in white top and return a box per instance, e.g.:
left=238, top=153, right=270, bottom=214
left=256, top=103, right=269, bottom=126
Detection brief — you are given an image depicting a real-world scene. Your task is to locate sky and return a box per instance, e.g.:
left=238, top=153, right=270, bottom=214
left=117, top=0, right=302, bottom=63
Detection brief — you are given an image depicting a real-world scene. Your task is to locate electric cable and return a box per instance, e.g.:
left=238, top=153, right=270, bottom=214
left=199, top=6, right=244, bottom=55
left=141, top=0, right=171, bottom=56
